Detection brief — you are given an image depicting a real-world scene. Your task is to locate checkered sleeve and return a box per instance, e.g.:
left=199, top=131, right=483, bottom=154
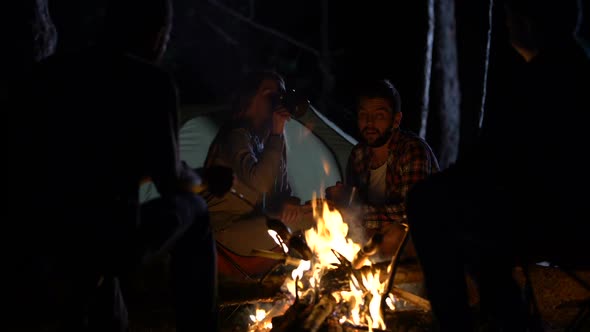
left=363, top=139, right=437, bottom=225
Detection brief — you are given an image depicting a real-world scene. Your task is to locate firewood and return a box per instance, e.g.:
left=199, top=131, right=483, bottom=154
left=321, top=267, right=351, bottom=293
left=341, top=322, right=390, bottom=332
left=325, top=317, right=343, bottom=332
left=389, top=287, right=431, bottom=311
left=270, top=302, right=310, bottom=332
left=219, top=297, right=278, bottom=307
left=303, top=294, right=338, bottom=332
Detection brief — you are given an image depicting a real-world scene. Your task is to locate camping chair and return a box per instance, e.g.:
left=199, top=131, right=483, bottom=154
left=216, top=241, right=287, bottom=323
left=216, top=241, right=280, bottom=280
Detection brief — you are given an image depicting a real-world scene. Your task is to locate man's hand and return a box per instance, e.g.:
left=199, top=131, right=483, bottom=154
left=272, top=107, right=291, bottom=135
left=281, top=202, right=300, bottom=225
left=325, top=182, right=356, bottom=208
left=280, top=196, right=313, bottom=225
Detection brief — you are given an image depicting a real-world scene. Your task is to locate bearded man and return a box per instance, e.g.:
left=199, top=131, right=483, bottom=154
left=326, top=79, right=439, bottom=261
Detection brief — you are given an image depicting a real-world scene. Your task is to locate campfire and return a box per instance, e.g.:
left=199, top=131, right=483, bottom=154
left=246, top=198, right=411, bottom=332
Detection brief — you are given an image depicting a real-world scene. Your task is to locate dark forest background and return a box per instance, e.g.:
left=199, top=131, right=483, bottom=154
left=46, top=0, right=429, bottom=140
left=4, top=0, right=590, bottom=167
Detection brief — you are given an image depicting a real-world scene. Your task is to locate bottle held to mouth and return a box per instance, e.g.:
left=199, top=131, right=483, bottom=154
left=271, top=89, right=310, bottom=119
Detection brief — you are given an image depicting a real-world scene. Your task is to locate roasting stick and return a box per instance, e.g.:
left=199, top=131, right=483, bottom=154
left=389, top=286, right=431, bottom=311
left=250, top=248, right=304, bottom=267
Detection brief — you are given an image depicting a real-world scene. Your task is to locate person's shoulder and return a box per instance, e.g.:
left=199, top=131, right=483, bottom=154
left=398, top=129, right=424, bottom=143
left=33, top=49, right=80, bottom=75
left=219, top=121, right=252, bottom=141
left=121, top=54, right=174, bottom=87
left=30, top=50, right=88, bottom=91
left=398, top=129, right=434, bottom=152
left=397, top=130, right=439, bottom=169
left=122, top=54, right=165, bottom=75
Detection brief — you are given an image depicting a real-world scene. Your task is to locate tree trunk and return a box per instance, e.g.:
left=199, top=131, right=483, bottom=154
left=419, top=0, right=435, bottom=139
left=455, top=0, right=494, bottom=158
left=0, top=0, right=56, bottom=100
left=579, top=0, right=590, bottom=50
left=429, top=0, right=461, bottom=169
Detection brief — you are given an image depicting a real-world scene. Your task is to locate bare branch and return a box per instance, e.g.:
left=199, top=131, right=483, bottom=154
left=205, top=0, right=320, bottom=57
left=478, top=0, right=494, bottom=129
left=200, top=14, right=239, bottom=46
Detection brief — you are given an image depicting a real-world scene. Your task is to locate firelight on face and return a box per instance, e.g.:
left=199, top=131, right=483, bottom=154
left=358, top=97, right=396, bottom=147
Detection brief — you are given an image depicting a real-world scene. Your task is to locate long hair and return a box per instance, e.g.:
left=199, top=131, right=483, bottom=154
left=231, top=70, right=285, bottom=118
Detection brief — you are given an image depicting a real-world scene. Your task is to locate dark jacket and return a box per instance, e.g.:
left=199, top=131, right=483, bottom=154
left=27, top=46, right=187, bottom=257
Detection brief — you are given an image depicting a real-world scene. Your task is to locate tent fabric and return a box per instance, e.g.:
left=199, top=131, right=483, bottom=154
left=140, top=105, right=357, bottom=203
left=297, top=107, right=358, bottom=176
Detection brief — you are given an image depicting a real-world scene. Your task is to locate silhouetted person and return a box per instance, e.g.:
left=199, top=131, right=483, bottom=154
left=407, top=0, right=590, bottom=331
left=0, top=1, right=57, bottom=102
left=3, top=1, right=57, bottom=330
left=23, top=0, right=218, bottom=331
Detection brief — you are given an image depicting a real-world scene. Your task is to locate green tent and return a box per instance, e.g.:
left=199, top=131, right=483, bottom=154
left=140, top=104, right=358, bottom=203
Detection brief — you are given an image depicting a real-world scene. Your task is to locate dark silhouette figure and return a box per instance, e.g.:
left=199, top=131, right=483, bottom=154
left=17, top=0, right=217, bottom=331
left=0, top=1, right=57, bottom=102
left=3, top=1, right=58, bottom=330
left=407, top=0, right=590, bottom=331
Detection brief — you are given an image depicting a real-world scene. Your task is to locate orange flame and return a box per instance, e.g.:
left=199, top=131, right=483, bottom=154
left=279, top=199, right=389, bottom=329
left=248, top=307, right=273, bottom=331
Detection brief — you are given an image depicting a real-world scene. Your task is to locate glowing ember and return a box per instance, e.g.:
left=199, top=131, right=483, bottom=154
left=248, top=308, right=273, bottom=331
left=284, top=259, right=311, bottom=297
left=385, top=293, right=396, bottom=311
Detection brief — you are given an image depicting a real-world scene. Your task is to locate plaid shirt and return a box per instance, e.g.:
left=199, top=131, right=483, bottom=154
left=345, top=129, right=439, bottom=226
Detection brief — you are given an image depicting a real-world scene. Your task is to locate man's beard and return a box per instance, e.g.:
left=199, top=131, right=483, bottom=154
left=362, top=128, right=394, bottom=147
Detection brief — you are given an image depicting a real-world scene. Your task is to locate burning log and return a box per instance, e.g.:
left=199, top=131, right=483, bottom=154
left=303, top=294, right=338, bottom=332
left=270, top=302, right=313, bottom=331
left=341, top=322, right=389, bottom=332
left=219, top=297, right=281, bottom=307
left=320, top=266, right=351, bottom=293
left=259, top=202, right=430, bottom=332
left=325, top=318, right=344, bottom=332
left=389, top=287, right=431, bottom=312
